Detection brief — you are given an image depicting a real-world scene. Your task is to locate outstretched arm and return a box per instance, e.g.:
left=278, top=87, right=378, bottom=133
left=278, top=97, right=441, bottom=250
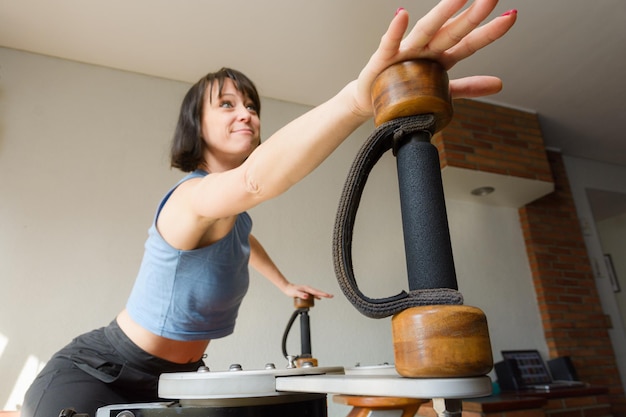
left=192, top=0, right=517, bottom=220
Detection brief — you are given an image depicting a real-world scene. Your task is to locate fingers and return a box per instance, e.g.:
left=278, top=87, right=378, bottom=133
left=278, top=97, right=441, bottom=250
left=401, top=0, right=470, bottom=53
left=426, top=0, right=499, bottom=56
left=449, top=75, right=503, bottom=98
left=372, top=9, right=410, bottom=63
left=441, top=9, right=517, bottom=68
left=304, top=288, right=334, bottom=300
left=285, top=282, right=333, bottom=300
left=297, top=285, right=333, bottom=300
left=400, top=0, right=516, bottom=71
left=353, top=8, right=411, bottom=115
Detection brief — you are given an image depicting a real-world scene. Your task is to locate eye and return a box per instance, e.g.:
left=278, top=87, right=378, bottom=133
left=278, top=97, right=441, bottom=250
left=246, top=104, right=258, bottom=114
left=219, top=100, right=234, bottom=109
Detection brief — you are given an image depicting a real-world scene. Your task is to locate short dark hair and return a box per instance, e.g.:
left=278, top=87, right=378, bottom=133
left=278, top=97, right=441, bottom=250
left=170, top=68, right=261, bottom=172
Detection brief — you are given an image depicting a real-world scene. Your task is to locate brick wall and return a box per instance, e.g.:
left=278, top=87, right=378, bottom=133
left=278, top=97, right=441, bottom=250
left=435, top=98, right=626, bottom=416
left=518, top=151, right=625, bottom=416
left=433, top=98, right=552, bottom=183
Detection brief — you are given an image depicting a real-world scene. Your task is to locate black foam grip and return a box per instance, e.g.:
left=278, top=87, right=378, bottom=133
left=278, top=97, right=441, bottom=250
left=396, top=136, right=458, bottom=291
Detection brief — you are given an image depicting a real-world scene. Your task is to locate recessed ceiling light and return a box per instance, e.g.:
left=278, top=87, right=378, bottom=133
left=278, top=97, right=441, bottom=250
left=471, top=186, right=495, bottom=196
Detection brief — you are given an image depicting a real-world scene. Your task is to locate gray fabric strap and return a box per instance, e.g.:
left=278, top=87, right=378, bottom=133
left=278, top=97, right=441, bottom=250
left=333, top=114, right=463, bottom=319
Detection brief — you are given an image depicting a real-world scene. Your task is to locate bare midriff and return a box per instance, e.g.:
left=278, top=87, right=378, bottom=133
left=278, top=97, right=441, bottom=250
left=116, top=309, right=210, bottom=364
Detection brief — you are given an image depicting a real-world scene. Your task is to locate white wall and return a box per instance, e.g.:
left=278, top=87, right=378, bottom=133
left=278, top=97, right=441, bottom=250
left=564, top=156, right=626, bottom=390
left=0, top=47, right=547, bottom=416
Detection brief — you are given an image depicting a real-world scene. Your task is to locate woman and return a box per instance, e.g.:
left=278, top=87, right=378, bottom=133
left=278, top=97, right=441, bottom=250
left=22, top=1, right=517, bottom=416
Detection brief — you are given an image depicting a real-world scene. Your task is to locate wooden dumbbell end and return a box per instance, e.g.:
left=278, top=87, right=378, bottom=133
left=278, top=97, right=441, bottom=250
left=392, top=305, right=493, bottom=378
left=294, top=296, right=315, bottom=309
left=371, top=59, right=453, bottom=131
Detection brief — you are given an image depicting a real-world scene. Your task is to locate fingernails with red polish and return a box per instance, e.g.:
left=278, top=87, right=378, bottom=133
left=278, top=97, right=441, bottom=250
left=501, top=9, right=517, bottom=17
left=395, top=7, right=405, bottom=16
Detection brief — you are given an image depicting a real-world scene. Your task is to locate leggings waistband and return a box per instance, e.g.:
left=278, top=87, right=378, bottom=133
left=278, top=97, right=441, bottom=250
left=103, top=319, right=204, bottom=375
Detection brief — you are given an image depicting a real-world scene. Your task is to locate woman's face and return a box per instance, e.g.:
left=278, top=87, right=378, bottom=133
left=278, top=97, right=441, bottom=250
left=201, top=78, right=261, bottom=170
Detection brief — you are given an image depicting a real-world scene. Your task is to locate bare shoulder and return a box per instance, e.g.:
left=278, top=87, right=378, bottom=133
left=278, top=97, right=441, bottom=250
left=156, top=177, right=218, bottom=250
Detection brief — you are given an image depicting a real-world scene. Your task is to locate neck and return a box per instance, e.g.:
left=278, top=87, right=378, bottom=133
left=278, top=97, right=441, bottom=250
left=203, top=153, right=245, bottom=174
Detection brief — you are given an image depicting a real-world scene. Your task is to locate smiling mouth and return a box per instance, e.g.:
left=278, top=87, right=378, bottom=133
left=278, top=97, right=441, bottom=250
left=232, top=127, right=254, bottom=134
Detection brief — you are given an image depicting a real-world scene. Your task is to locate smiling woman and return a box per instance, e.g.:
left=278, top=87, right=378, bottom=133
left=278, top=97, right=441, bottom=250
left=20, top=67, right=335, bottom=417
left=19, top=2, right=517, bottom=416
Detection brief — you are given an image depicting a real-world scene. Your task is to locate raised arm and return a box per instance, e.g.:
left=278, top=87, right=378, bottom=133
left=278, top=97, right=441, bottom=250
left=191, top=0, right=517, bottom=220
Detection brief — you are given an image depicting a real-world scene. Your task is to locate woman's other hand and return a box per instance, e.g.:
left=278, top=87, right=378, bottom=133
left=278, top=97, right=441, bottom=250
left=282, top=283, right=334, bottom=301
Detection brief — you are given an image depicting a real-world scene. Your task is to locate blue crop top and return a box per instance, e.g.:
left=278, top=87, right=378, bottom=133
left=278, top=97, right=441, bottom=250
left=126, top=170, right=252, bottom=341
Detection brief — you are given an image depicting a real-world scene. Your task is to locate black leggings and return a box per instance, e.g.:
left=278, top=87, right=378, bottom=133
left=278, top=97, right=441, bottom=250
left=21, top=320, right=204, bottom=417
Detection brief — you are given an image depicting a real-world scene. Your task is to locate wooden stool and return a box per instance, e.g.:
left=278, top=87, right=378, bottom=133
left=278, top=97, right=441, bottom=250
left=333, top=395, right=426, bottom=417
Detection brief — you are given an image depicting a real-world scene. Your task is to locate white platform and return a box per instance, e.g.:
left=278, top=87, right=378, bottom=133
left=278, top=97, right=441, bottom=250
left=158, top=366, right=345, bottom=399
left=275, top=373, right=492, bottom=399
left=158, top=364, right=492, bottom=401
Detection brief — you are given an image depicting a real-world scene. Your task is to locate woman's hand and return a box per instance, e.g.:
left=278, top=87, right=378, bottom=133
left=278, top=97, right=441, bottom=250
left=351, top=0, right=517, bottom=117
left=282, top=283, right=334, bottom=301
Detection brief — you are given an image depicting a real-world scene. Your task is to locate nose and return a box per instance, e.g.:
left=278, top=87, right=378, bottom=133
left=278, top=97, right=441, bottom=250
left=236, top=104, right=252, bottom=121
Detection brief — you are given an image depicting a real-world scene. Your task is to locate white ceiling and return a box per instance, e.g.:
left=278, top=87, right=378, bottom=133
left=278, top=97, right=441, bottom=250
left=1, top=0, right=625, bottom=169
